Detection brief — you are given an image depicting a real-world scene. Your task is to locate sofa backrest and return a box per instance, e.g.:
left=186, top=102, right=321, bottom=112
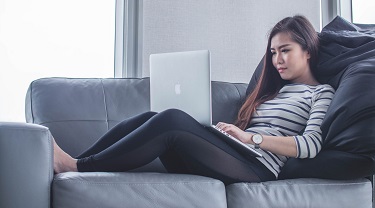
left=26, top=77, right=247, bottom=157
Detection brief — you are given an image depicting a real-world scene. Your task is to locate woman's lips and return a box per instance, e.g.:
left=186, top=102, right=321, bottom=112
left=278, top=67, right=286, bottom=73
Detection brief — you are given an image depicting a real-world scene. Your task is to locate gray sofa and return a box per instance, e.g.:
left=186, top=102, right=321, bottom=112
left=0, top=77, right=372, bottom=208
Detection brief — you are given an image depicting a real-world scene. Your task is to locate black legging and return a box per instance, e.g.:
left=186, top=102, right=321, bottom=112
left=76, top=109, right=275, bottom=184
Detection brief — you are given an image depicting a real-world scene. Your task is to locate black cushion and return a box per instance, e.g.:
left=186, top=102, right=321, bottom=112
left=247, top=16, right=375, bottom=179
left=279, top=150, right=375, bottom=180
left=246, top=55, right=264, bottom=96
left=320, top=58, right=375, bottom=153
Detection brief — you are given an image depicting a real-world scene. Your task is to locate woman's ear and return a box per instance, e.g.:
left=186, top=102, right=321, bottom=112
left=306, top=50, right=311, bottom=59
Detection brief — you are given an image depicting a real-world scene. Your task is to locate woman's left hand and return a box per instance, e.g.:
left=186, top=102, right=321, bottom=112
left=216, top=122, right=252, bottom=144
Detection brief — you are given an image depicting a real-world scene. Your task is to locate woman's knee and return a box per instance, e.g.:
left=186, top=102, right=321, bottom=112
left=155, top=109, right=195, bottom=126
left=144, top=111, right=158, bottom=118
left=160, top=108, right=191, bottom=119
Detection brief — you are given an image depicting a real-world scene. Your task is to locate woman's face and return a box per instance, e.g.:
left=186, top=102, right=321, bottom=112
left=270, top=32, right=312, bottom=84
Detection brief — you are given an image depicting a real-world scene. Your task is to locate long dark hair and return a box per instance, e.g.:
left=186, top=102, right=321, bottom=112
left=235, top=15, right=319, bottom=130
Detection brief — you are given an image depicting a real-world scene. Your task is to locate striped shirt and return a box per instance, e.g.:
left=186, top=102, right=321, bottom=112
left=245, top=83, right=335, bottom=177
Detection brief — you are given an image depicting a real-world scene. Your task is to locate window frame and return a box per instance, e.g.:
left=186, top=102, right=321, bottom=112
left=321, top=0, right=352, bottom=28
left=115, top=0, right=143, bottom=78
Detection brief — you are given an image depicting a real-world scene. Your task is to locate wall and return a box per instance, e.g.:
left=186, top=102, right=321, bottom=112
left=141, top=0, right=321, bottom=83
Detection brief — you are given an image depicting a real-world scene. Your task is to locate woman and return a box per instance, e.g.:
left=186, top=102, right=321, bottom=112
left=54, top=15, right=335, bottom=184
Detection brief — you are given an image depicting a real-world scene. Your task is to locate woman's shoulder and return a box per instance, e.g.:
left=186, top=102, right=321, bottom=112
left=313, top=84, right=335, bottom=94
left=311, top=84, right=335, bottom=102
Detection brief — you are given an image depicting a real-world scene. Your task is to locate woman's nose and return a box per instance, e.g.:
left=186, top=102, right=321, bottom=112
left=276, top=54, right=283, bottom=64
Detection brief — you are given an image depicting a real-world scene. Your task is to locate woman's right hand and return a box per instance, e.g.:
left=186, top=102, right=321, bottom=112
left=216, top=122, right=253, bottom=144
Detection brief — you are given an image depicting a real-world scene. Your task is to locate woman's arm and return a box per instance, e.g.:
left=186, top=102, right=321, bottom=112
left=217, top=84, right=335, bottom=159
left=292, top=85, right=335, bottom=158
left=216, top=123, right=297, bottom=157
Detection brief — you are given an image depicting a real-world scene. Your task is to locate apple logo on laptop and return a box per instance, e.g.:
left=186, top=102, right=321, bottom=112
left=174, top=83, right=181, bottom=95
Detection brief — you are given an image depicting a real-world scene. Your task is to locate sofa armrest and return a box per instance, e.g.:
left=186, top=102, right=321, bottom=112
left=368, top=175, right=375, bottom=208
left=0, top=122, right=53, bottom=208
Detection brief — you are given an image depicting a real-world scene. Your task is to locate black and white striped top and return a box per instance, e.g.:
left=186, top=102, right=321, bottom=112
left=245, top=83, right=335, bottom=177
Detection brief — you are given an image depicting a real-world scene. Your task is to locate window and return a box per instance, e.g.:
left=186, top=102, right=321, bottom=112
left=352, top=0, right=375, bottom=24
left=0, top=0, right=115, bottom=122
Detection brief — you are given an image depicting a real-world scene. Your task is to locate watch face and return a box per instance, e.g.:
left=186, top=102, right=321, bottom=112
left=253, top=134, right=263, bottom=144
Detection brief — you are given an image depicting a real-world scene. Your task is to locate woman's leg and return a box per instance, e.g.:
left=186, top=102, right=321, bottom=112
left=76, top=109, right=275, bottom=184
left=77, top=111, right=157, bottom=158
left=54, top=111, right=157, bottom=173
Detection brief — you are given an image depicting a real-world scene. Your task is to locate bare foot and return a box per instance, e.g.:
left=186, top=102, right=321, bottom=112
left=53, top=137, right=78, bottom=174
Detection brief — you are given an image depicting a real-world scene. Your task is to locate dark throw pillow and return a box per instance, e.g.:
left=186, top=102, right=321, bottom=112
left=246, top=55, right=264, bottom=96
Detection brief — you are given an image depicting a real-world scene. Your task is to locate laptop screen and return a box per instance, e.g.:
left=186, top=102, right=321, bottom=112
left=150, top=50, right=212, bottom=126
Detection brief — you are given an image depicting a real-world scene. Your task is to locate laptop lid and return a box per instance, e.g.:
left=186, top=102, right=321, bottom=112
left=150, top=50, right=212, bottom=126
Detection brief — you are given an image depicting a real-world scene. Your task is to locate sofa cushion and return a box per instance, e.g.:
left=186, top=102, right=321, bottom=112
left=53, top=172, right=226, bottom=208
left=26, top=77, right=151, bottom=157
left=245, top=55, right=264, bottom=96
left=226, top=178, right=372, bottom=208
left=279, top=150, right=375, bottom=180
left=26, top=78, right=248, bottom=156
left=212, top=81, right=248, bottom=124
left=316, top=17, right=375, bottom=153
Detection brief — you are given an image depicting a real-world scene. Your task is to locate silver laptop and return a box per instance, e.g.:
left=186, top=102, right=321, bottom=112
left=150, top=50, right=212, bottom=126
left=150, top=50, right=262, bottom=158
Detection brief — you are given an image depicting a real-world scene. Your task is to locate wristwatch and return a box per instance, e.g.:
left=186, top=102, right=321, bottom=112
left=252, top=134, right=263, bottom=149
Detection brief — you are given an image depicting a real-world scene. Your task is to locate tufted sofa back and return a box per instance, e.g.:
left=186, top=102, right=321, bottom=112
left=26, top=77, right=247, bottom=158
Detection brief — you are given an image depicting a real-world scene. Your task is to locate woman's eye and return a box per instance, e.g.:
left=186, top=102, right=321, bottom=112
left=271, top=51, right=276, bottom=55
left=281, top=49, right=289, bottom=53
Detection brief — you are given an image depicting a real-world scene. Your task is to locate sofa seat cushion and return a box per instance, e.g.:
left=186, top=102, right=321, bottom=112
left=226, top=178, right=372, bottom=208
left=53, top=172, right=226, bottom=208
